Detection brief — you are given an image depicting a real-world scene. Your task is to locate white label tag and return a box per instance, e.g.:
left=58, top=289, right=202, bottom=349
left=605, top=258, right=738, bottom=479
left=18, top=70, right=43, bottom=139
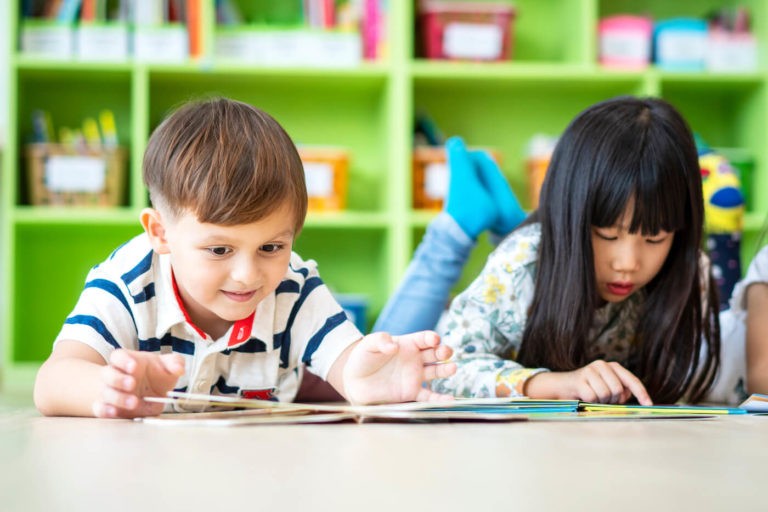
left=45, top=155, right=106, bottom=192
left=658, top=32, right=706, bottom=63
left=600, top=32, right=649, bottom=60
left=303, top=162, right=334, bottom=197
left=443, top=22, right=502, bottom=60
left=424, top=162, right=449, bottom=199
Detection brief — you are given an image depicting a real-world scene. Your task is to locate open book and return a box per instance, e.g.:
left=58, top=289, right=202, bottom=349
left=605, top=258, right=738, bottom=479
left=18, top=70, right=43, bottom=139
left=138, top=391, right=754, bottom=426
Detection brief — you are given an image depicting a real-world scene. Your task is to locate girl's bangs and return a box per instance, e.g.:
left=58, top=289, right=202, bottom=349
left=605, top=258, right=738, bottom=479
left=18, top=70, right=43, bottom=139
left=591, top=154, right=689, bottom=235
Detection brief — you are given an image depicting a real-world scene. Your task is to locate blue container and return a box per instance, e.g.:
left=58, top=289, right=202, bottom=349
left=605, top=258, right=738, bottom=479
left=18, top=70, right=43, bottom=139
left=335, top=294, right=369, bottom=333
left=654, top=18, right=707, bottom=71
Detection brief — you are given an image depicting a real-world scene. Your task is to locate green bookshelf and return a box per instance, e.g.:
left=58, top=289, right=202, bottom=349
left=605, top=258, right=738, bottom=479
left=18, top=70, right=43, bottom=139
left=2, top=0, right=768, bottom=393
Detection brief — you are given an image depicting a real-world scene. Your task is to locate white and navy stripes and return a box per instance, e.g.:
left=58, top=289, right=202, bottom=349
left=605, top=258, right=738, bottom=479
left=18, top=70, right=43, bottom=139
left=55, top=233, right=362, bottom=410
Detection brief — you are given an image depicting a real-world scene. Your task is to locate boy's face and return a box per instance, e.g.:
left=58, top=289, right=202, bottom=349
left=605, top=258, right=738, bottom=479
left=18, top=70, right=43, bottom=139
left=143, top=202, right=296, bottom=338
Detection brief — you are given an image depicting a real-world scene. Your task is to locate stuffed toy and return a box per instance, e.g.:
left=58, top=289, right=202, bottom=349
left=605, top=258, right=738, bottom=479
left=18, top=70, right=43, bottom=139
left=699, top=149, right=745, bottom=310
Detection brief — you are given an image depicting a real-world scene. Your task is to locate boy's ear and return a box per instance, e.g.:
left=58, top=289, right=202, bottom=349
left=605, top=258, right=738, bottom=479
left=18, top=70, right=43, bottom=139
left=140, top=208, right=171, bottom=254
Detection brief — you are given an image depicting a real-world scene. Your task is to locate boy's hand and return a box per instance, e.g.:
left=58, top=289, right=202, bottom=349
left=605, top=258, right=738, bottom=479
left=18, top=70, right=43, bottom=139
left=92, top=349, right=185, bottom=419
left=524, top=360, right=653, bottom=406
left=342, top=331, right=457, bottom=405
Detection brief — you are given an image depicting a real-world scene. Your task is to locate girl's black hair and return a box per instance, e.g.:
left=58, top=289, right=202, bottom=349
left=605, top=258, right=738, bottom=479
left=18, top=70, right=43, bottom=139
left=518, top=96, right=720, bottom=404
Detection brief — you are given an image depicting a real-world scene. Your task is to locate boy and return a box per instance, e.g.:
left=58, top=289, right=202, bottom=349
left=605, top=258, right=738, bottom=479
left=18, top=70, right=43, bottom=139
left=33, top=98, right=456, bottom=418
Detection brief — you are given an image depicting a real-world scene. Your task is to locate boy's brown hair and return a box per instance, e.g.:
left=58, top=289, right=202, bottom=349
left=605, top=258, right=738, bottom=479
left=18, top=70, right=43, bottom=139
left=143, top=97, right=307, bottom=232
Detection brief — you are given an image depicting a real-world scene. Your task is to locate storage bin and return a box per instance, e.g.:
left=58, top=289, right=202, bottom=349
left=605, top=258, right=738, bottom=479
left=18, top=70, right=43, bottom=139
left=25, top=144, right=127, bottom=207
left=418, top=0, right=516, bottom=61
left=412, top=146, right=501, bottom=210
left=298, top=147, right=349, bottom=211
left=598, top=15, right=652, bottom=69
left=654, top=18, right=708, bottom=71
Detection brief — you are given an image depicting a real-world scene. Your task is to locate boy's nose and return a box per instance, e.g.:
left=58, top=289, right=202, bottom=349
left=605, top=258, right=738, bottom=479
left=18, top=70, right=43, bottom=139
left=231, top=258, right=260, bottom=284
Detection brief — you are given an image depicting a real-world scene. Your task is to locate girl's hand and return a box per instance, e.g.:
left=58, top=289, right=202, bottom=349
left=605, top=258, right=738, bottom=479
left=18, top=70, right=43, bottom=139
left=92, top=349, right=185, bottom=419
left=525, top=360, right=653, bottom=405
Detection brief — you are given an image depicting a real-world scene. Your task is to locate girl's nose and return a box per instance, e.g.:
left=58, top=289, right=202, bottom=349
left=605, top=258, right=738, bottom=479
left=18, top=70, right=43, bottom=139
left=611, top=245, right=639, bottom=273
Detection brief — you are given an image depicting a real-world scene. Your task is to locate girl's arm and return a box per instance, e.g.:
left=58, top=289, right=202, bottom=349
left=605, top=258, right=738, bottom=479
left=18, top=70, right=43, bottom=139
left=746, top=283, right=768, bottom=393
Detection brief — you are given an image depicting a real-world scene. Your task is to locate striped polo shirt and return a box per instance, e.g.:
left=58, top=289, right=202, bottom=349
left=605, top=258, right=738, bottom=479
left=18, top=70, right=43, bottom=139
left=55, top=233, right=363, bottom=410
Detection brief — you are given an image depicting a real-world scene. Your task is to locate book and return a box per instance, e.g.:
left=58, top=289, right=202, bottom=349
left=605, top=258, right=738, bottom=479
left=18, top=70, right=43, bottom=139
left=738, top=393, right=768, bottom=413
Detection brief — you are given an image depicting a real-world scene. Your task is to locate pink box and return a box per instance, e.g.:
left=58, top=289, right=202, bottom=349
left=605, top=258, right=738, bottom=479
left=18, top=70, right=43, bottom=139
left=598, top=15, right=653, bottom=69
left=418, top=0, right=516, bottom=61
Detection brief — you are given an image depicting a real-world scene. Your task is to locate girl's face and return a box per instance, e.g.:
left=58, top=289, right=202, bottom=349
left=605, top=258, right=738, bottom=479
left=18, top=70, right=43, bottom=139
left=144, top=201, right=296, bottom=339
left=591, top=202, right=674, bottom=304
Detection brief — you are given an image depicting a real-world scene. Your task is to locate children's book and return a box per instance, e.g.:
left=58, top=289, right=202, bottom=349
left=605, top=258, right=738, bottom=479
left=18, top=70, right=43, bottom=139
left=141, top=391, right=578, bottom=425
left=738, top=393, right=768, bottom=413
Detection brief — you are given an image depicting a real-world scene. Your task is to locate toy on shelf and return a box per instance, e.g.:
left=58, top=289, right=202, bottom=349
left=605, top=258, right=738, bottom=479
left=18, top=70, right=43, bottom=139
left=297, top=146, right=349, bottom=211
left=598, top=15, right=653, bottom=70
left=699, top=146, right=746, bottom=310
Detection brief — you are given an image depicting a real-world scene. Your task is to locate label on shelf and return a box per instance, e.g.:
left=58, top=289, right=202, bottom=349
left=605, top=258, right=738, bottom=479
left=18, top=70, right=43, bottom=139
left=443, top=22, right=502, bottom=60
left=304, top=162, right=334, bottom=197
left=424, top=162, right=449, bottom=200
left=45, top=156, right=106, bottom=192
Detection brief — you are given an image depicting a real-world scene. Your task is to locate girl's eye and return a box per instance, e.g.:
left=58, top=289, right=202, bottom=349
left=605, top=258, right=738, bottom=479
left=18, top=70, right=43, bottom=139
left=595, top=231, right=617, bottom=241
left=261, top=244, right=284, bottom=254
left=646, top=237, right=668, bottom=245
left=208, top=247, right=231, bottom=256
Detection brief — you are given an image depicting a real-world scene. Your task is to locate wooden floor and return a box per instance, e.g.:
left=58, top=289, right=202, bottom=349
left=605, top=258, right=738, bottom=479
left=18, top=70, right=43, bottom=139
left=1, top=393, right=765, bottom=512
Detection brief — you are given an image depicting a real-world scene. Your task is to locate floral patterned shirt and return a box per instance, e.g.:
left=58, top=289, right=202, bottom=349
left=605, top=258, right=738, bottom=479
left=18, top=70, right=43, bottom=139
left=431, top=222, right=643, bottom=398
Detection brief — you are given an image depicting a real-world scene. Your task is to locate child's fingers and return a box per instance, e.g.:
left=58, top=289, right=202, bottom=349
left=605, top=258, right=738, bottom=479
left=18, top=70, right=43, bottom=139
left=109, top=349, right=137, bottom=375
left=611, top=363, right=653, bottom=405
left=585, top=373, right=613, bottom=403
left=359, top=332, right=399, bottom=355
left=92, top=401, right=118, bottom=419
left=100, top=364, right=135, bottom=392
left=593, top=364, right=628, bottom=403
left=392, top=330, right=440, bottom=350
left=159, top=353, right=186, bottom=375
left=101, top=386, right=139, bottom=412
left=422, top=361, right=457, bottom=381
left=414, top=388, right=455, bottom=403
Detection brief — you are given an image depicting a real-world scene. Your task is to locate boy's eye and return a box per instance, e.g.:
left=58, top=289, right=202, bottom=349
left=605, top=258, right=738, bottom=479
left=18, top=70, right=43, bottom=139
left=208, top=246, right=231, bottom=256
left=261, top=244, right=284, bottom=253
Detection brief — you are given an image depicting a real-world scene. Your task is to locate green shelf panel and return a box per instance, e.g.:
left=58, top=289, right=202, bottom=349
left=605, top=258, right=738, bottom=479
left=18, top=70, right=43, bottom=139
left=304, top=211, right=389, bottom=228
left=13, top=206, right=140, bottom=225
left=11, top=222, right=144, bottom=363
left=147, top=70, right=391, bottom=213
left=293, top=228, right=390, bottom=331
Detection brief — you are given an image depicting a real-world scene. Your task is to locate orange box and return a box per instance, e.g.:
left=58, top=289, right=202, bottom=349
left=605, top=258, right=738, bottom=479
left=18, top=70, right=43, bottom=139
left=412, top=146, right=501, bottom=209
left=298, top=147, right=349, bottom=211
left=25, top=143, right=127, bottom=207
left=526, top=155, right=550, bottom=210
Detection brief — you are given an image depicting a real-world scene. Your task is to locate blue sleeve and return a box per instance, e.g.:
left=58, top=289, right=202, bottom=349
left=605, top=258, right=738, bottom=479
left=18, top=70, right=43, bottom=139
left=373, top=213, right=475, bottom=335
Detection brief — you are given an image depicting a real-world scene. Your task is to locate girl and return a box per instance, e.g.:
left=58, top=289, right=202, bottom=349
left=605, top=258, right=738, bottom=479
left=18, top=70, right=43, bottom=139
left=425, top=96, right=721, bottom=405
left=714, top=222, right=768, bottom=402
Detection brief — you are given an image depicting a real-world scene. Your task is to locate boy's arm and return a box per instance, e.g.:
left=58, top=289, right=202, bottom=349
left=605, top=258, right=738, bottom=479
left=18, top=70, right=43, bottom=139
left=34, top=341, right=185, bottom=418
left=746, top=283, right=768, bottom=393
left=325, top=331, right=456, bottom=405
left=34, top=341, right=113, bottom=417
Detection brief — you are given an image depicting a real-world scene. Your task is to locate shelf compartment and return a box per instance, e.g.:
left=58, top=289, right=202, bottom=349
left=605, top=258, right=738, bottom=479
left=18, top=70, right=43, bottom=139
left=294, top=226, right=389, bottom=330
left=147, top=70, right=391, bottom=213
left=10, top=222, right=144, bottom=363
left=15, top=67, right=134, bottom=207
left=412, top=78, right=646, bottom=210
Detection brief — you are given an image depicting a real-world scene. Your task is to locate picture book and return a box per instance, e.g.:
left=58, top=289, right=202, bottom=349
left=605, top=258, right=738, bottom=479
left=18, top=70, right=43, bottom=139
left=738, top=393, right=768, bottom=413
left=140, top=391, right=760, bottom=426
